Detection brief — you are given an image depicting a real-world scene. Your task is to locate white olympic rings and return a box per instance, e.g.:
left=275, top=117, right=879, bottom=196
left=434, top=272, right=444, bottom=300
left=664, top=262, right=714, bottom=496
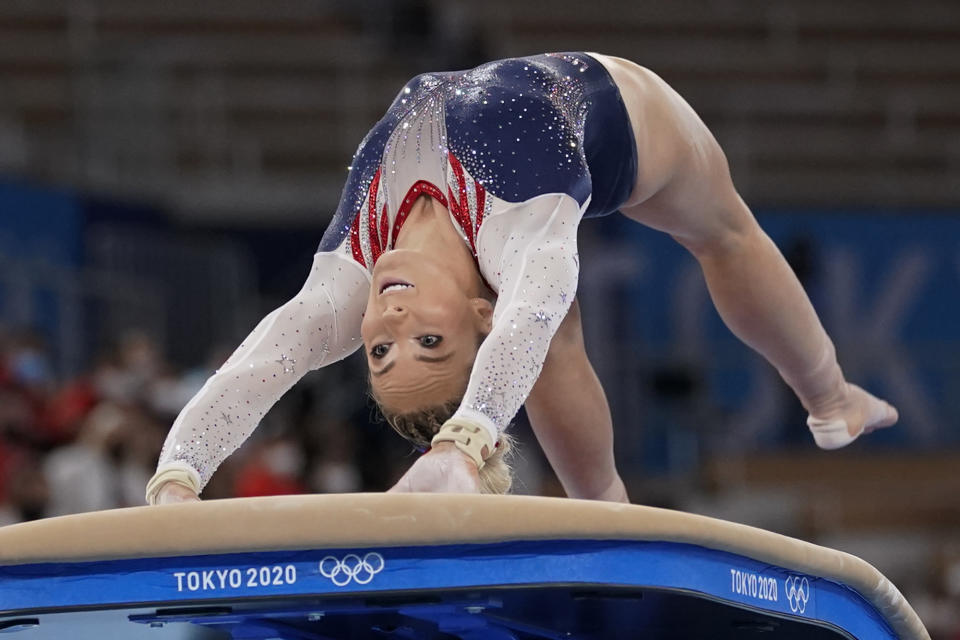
left=318, top=552, right=385, bottom=587
left=784, top=575, right=810, bottom=614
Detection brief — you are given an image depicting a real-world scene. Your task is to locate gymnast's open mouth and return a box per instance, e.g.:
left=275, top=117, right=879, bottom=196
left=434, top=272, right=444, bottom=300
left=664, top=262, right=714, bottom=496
left=379, top=279, right=415, bottom=295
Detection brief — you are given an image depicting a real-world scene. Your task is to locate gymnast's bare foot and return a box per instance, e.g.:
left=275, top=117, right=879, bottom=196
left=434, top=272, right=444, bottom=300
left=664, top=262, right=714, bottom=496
left=808, top=383, right=899, bottom=450
left=154, top=481, right=201, bottom=504
left=388, top=442, right=482, bottom=494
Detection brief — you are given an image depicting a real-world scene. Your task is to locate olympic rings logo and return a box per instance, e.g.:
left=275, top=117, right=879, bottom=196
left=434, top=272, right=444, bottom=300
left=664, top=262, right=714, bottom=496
left=784, top=575, right=810, bottom=614
left=318, top=552, right=385, bottom=587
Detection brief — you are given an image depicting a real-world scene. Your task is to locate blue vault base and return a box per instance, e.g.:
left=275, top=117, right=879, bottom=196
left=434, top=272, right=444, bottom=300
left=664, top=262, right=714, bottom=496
left=0, top=539, right=891, bottom=639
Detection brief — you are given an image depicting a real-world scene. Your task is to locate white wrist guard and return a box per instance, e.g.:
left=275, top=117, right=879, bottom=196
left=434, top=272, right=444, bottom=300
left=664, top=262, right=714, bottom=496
left=145, top=463, right=202, bottom=505
left=431, top=418, right=495, bottom=469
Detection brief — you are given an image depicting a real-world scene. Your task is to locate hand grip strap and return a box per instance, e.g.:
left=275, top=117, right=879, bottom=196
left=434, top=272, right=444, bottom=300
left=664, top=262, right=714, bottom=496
left=431, top=418, right=495, bottom=469
left=145, top=463, right=202, bottom=505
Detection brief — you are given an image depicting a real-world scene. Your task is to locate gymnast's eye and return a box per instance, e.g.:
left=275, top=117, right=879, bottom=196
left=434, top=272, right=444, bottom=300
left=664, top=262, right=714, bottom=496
left=419, top=335, right=442, bottom=348
left=370, top=343, right=390, bottom=359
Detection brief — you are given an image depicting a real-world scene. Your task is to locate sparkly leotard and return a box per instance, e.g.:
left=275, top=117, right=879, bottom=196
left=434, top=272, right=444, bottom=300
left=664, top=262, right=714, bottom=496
left=156, top=52, right=637, bottom=490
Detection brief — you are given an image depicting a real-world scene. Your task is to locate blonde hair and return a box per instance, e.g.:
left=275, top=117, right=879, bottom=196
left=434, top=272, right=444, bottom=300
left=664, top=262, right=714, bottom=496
left=377, top=398, right=514, bottom=494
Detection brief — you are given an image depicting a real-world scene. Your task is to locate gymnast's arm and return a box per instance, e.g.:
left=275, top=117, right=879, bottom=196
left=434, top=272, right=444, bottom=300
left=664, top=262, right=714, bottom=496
left=146, top=250, right=371, bottom=504
left=443, top=193, right=582, bottom=453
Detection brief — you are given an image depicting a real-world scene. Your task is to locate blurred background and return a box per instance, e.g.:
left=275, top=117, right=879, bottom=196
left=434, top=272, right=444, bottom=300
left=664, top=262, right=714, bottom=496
left=0, top=0, right=958, bottom=635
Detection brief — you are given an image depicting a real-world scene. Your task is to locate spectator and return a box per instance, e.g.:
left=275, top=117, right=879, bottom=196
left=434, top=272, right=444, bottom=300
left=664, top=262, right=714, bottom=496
left=93, top=330, right=167, bottom=405
left=43, top=402, right=128, bottom=516
left=310, top=423, right=362, bottom=494
left=234, top=435, right=307, bottom=498
left=0, top=453, right=48, bottom=525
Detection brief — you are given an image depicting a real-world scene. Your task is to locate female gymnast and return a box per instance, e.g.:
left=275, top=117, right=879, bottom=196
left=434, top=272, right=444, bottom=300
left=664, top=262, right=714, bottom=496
left=146, top=52, right=899, bottom=506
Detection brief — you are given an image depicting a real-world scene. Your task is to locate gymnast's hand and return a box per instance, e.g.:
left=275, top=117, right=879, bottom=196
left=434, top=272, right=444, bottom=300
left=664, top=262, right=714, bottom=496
left=154, top=481, right=201, bottom=504
left=388, top=442, right=482, bottom=494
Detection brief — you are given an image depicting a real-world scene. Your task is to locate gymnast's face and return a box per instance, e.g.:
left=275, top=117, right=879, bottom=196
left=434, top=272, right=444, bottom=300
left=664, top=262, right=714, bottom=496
left=361, top=249, right=493, bottom=413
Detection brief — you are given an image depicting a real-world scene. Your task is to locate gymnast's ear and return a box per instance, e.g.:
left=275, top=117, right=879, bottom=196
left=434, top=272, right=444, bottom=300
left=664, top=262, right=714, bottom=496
left=470, top=298, right=494, bottom=334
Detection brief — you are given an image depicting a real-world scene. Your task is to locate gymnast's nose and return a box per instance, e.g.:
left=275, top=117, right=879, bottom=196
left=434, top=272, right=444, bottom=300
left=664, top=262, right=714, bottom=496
left=382, top=304, right=407, bottom=327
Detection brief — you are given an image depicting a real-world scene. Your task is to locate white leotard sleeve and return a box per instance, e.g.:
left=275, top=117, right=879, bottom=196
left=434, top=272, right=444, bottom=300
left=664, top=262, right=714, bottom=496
left=154, top=249, right=370, bottom=491
left=451, top=193, right=583, bottom=445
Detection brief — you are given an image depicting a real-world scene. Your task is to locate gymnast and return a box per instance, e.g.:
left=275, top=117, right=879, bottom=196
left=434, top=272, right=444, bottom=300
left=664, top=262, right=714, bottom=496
left=146, top=52, right=899, bottom=506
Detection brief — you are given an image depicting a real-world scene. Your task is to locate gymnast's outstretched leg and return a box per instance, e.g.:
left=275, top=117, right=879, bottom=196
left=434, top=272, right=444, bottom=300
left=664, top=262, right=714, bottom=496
left=593, top=54, right=898, bottom=447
